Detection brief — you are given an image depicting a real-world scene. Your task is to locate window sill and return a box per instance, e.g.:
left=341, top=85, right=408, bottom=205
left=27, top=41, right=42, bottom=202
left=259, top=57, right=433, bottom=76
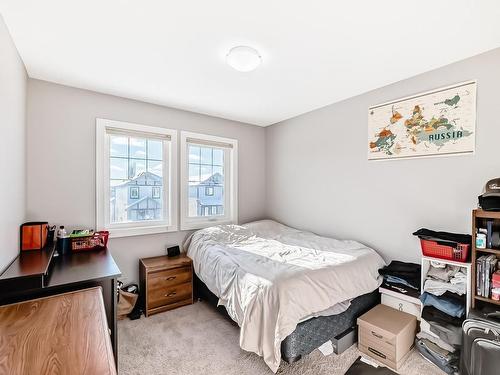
left=180, top=219, right=235, bottom=231
left=107, top=224, right=177, bottom=238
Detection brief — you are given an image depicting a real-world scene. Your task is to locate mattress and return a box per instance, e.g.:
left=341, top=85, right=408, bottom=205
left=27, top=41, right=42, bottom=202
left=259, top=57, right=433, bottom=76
left=194, top=273, right=379, bottom=363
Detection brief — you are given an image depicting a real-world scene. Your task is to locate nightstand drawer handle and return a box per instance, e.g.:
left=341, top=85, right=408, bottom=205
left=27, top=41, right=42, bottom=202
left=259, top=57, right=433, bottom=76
left=371, top=331, right=383, bottom=339
left=165, top=276, right=176, bottom=281
left=368, top=347, right=386, bottom=359
left=165, top=292, right=177, bottom=297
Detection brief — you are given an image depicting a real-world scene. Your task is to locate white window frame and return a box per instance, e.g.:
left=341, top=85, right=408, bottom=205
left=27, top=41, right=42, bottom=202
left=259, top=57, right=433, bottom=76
left=180, top=131, right=238, bottom=230
left=96, top=118, right=178, bottom=237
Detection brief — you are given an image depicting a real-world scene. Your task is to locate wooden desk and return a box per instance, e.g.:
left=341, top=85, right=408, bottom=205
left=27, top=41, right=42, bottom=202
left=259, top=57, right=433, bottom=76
left=0, top=249, right=121, bottom=363
left=0, top=287, right=116, bottom=375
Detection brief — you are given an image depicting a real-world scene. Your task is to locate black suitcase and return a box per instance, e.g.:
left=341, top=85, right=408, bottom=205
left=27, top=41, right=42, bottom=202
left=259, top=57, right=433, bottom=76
left=460, top=308, right=500, bottom=375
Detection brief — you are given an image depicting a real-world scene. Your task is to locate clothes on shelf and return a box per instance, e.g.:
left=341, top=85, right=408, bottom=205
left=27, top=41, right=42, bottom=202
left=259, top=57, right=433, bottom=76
left=378, top=261, right=421, bottom=298
left=415, top=338, right=459, bottom=375
left=424, top=278, right=466, bottom=296
left=426, top=319, right=462, bottom=347
left=426, top=263, right=461, bottom=282
left=420, top=292, right=465, bottom=319
left=417, top=261, right=468, bottom=374
left=421, top=305, right=465, bottom=327
left=416, top=331, right=456, bottom=353
left=412, top=229, right=472, bottom=246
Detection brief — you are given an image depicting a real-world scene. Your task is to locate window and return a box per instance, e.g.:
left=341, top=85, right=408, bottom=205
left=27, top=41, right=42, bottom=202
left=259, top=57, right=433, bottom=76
left=180, top=131, right=237, bottom=230
left=96, top=119, right=177, bottom=237
left=152, top=186, right=161, bottom=199
left=129, top=187, right=139, bottom=199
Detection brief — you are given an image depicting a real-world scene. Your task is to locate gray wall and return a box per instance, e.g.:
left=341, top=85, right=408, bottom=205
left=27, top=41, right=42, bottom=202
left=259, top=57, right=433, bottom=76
left=0, top=16, right=27, bottom=272
left=266, top=47, right=500, bottom=264
left=26, top=79, right=266, bottom=283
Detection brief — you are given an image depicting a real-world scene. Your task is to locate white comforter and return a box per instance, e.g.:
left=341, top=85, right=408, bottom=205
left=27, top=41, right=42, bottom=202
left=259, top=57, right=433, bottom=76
left=186, top=220, right=385, bottom=372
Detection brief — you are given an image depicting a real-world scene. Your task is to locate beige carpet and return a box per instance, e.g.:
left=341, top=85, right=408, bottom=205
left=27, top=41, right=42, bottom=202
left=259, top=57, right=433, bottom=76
left=118, top=301, right=444, bottom=375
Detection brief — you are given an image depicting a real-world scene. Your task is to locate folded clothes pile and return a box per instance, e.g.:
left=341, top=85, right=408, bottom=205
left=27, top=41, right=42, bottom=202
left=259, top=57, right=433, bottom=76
left=417, top=262, right=467, bottom=374
left=378, top=261, right=421, bottom=298
left=415, top=337, right=459, bottom=374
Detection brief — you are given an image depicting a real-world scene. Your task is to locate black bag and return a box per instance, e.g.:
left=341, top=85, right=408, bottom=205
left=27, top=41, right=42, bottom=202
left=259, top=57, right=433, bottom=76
left=478, top=195, right=500, bottom=211
left=460, top=308, right=500, bottom=375
left=345, top=357, right=397, bottom=375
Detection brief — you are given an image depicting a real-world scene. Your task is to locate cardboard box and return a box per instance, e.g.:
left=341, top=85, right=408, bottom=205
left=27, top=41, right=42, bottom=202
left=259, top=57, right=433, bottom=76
left=357, top=304, right=416, bottom=370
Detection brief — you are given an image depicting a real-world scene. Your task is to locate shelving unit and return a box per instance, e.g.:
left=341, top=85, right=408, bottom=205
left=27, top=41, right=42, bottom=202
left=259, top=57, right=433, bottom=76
left=471, top=209, right=500, bottom=309
left=421, top=255, right=472, bottom=315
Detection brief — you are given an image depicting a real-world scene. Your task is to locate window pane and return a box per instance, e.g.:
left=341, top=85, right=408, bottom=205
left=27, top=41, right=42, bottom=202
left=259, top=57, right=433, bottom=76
left=188, top=185, right=198, bottom=217
left=213, top=166, right=224, bottom=181
left=129, top=159, right=146, bottom=179
left=110, top=136, right=128, bottom=157
left=108, top=131, right=167, bottom=225
left=200, top=147, right=212, bottom=165
left=213, top=148, right=224, bottom=166
left=189, top=164, right=200, bottom=182
left=148, top=160, right=163, bottom=177
left=110, top=157, right=128, bottom=179
left=187, top=145, right=224, bottom=218
left=200, top=165, right=212, bottom=182
left=130, top=137, right=146, bottom=158
left=148, top=140, right=163, bottom=160
left=110, top=179, right=127, bottom=187
left=188, top=146, right=200, bottom=163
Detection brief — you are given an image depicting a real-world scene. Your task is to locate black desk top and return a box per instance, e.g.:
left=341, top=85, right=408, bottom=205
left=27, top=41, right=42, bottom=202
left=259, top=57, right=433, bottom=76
left=0, top=246, right=121, bottom=296
left=0, top=243, right=56, bottom=281
left=47, top=249, right=121, bottom=287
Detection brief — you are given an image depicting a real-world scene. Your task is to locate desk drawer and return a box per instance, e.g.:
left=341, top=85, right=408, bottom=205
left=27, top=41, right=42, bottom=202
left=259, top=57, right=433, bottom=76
left=148, top=267, right=191, bottom=288
left=148, top=282, right=192, bottom=309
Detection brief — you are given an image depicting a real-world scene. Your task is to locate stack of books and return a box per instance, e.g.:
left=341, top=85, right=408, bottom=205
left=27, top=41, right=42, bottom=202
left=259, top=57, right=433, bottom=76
left=476, top=255, right=499, bottom=298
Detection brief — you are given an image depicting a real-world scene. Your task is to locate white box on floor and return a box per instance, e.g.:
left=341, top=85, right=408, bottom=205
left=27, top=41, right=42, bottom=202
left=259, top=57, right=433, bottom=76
left=379, top=287, right=421, bottom=320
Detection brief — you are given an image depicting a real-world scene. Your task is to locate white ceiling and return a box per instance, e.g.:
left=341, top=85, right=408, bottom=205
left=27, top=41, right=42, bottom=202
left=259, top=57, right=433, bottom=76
left=1, top=1, right=500, bottom=126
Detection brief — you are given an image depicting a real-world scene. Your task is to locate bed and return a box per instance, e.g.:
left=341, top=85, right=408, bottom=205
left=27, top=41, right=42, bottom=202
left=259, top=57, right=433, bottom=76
left=185, top=220, right=385, bottom=372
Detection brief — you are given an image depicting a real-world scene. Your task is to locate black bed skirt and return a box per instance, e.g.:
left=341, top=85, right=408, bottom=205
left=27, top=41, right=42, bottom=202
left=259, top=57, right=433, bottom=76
left=193, top=273, right=380, bottom=363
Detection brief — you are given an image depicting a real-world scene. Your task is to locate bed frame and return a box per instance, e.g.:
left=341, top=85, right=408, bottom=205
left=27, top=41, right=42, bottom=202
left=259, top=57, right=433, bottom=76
left=194, top=273, right=380, bottom=363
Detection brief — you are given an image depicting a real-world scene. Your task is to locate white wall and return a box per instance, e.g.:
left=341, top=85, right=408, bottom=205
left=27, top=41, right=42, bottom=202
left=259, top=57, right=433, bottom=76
left=266, top=47, right=500, bottom=264
left=26, top=79, right=266, bottom=283
left=0, top=15, right=27, bottom=272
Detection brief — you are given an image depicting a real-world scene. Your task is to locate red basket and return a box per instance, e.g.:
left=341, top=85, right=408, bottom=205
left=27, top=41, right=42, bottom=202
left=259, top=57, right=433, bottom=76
left=70, top=231, right=109, bottom=252
left=420, top=238, right=469, bottom=262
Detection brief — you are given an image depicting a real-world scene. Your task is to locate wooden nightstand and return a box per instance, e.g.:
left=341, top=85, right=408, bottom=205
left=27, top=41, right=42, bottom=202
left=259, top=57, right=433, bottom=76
left=139, top=254, right=193, bottom=317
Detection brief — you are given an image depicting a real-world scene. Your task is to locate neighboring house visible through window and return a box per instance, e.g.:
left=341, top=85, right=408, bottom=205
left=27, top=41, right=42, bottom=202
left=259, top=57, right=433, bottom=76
left=96, top=119, right=177, bottom=237
left=180, top=131, right=238, bottom=230
left=152, top=186, right=161, bottom=199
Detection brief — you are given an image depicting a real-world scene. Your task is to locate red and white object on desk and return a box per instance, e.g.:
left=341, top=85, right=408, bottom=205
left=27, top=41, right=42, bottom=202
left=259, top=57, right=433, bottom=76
left=70, top=231, right=109, bottom=252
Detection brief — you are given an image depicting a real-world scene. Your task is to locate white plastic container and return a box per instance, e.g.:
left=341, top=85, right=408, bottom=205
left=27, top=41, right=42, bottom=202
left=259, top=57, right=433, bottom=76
left=476, top=233, right=487, bottom=249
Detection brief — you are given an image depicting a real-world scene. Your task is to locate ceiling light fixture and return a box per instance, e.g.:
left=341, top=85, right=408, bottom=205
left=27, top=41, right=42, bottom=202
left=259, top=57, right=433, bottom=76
left=226, top=46, right=262, bottom=72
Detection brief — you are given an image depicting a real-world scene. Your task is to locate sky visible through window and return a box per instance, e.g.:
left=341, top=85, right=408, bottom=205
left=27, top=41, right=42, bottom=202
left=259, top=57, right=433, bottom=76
left=109, top=135, right=164, bottom=223
left=188, top=145, right=224, bottom=217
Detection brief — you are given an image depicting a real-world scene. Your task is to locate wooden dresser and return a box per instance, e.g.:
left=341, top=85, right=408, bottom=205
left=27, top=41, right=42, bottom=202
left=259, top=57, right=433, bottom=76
left=0, top=287, right=116, bottom=375
left=140, top=254, right=193, bottom=317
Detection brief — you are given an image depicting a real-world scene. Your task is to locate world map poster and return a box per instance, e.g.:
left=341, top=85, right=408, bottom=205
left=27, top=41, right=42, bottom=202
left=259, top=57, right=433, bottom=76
left=368, top=81, right=476, bottom=160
